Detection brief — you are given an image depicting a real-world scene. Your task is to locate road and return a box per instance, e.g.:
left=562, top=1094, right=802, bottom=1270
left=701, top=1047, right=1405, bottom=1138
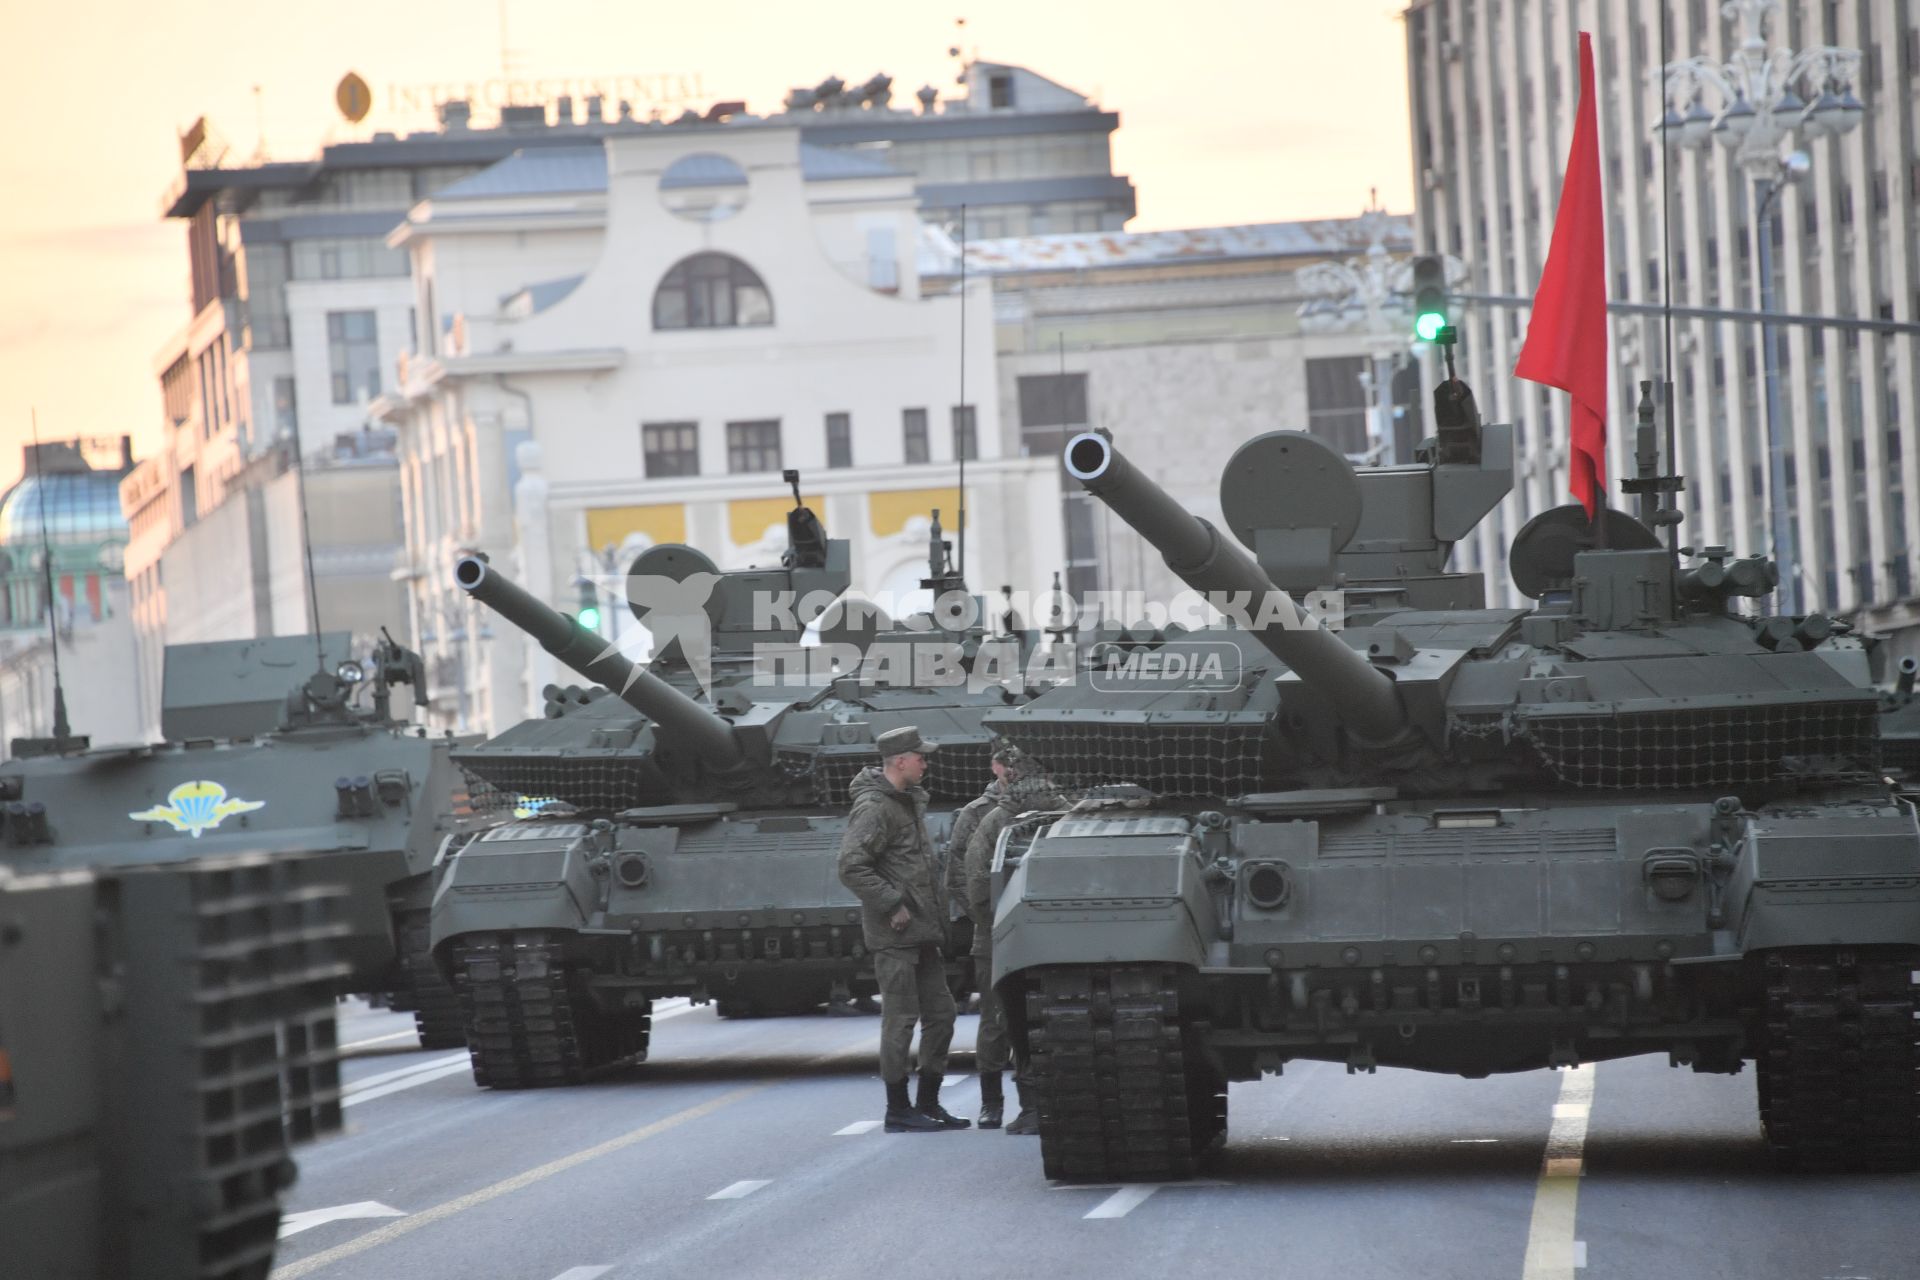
left=274, top=999, right=1920, bottom=1280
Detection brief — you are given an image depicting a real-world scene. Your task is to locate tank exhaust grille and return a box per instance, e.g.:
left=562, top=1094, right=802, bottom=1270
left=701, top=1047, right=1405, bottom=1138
left=787, top=743, right=995, bottom=805
left=1521, top=700, right=1879, bottom=790
left=458, top=756, right=658, bottom=812
left=994, top=721, right=1270, bottom=796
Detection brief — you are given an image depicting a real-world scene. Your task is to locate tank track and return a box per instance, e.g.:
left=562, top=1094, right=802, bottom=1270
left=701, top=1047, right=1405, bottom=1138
left=451, top=931, right=649, bottom=1088
left=1757, top=947, right=1920, bottom=1172
left=398, top=911, right=467, bottom=1049
left=1024, top=964, right=1227, bottom=1182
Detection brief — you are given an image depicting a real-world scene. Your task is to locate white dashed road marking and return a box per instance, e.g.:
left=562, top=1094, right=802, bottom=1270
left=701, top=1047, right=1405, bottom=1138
left=277, top=1201, right=405, bottom=1239
left=341, top=1029, right=419, bottom=1052
left=343, top=1058, right=474, bottom=1108
left=547, top=1268, right=612, bottom=1280
left=1450, top=1138, right=1500, bottom=1144
left=707, top=1180, right=772, bottom=1200
left=1049, top=1180, right=1231, bottom=1220
left=834, top=1120, right=884, bottom=1136
left=1522, top=1063, right=1597, bottom=1279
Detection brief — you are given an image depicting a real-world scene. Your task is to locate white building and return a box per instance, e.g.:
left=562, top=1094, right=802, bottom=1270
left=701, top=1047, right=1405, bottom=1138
left=376, top=125, right=1064, bottom=734
left=1404, top=0, right=1920, bottom=651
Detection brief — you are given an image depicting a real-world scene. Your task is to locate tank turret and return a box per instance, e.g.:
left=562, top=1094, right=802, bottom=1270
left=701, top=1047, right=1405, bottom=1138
left=453, top=555, right=745, bottom=773
left=1063, top=430, right=1408, bottom=742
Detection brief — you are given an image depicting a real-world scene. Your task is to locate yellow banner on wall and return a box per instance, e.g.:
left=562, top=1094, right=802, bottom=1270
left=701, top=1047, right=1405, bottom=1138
left=729, top=495, right=822, bottom=547
left=868, top=487, right=969, bottom=539
left=585, top=502, right=686, bottom=551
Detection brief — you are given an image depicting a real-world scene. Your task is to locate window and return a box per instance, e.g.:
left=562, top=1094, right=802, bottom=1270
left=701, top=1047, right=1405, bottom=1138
left=179, top=465, right=197, bottom=529
left=1304, top=356, right=1370, bottom=455
left=642, top=422, right=699, bottom=477
left=989, top=73, right=1015, bottom=109
left=903, top=408, right=929, bottom=463
left=1017, top=373, right=1089, bottom=461
left=327, top=310, right=380, bottom=404
left=726, top=420, right=782, bottom=473
left=273, top=376, right=297, bottom=437
left=653, top=253, right=773, bottom=330
left=951, top=405, right=978, bottom=461
left=826, top=412, right=853, bottom=469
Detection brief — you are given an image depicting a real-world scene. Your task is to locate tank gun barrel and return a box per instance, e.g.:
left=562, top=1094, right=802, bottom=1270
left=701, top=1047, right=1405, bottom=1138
left=453, top=557, right=744, bottom=770
left=1063, top=433, right=1406, bottom=741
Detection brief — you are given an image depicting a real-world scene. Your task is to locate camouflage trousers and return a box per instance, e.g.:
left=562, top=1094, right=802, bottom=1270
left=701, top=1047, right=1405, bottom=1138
left=973, top=937, right=1012, bottom=1074
left=874, top=942, right=955, bottom=1083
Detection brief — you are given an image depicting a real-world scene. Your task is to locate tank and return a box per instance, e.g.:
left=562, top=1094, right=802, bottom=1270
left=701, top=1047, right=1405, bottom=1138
left=0, top=850, right=345, bottom=1279
left=431, top=480, right=1039, bottom=1087
left=984, top=369, right=1920, bottom=1181
left=0, top=630, right=472, bottom=1048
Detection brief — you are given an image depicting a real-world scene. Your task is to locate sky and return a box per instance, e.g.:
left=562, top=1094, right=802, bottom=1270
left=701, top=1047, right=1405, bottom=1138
left=0, top=0, right=1414, bottom=492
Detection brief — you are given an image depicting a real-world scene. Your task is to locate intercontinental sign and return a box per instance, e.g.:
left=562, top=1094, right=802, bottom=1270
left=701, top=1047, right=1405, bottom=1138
left=373, top=72, right=708, bottom=119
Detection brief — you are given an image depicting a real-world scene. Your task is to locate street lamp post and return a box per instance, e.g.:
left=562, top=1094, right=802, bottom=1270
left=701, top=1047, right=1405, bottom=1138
left=1657, top=0, right=1864, bottom=615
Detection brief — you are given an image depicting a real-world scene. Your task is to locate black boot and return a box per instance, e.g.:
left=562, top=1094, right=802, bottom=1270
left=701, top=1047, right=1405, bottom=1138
left=885, top=1077, right=943, bottom=1132
left=916, top=1072, right=971, bottom=1129
left=978, top=1071, right=1005, bottom=1129
left=1004, top=1077, right=1040, bottom=1135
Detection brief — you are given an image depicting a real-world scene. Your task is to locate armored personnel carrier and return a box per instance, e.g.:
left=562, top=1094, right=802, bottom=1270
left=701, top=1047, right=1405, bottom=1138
left=984, top=368, right=1920, bottom=1180
left=0, top=631, right=470, bottom=1048
left=0, top=849, right=345, bottom=1279
left=432, top=483, right=1035, bottom=1087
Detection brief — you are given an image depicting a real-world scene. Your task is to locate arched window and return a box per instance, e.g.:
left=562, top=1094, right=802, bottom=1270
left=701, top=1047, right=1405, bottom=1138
left=652, top=253, right=773, bottom=330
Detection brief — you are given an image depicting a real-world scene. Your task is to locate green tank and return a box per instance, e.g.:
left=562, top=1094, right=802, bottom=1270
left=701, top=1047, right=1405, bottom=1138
left=0, top=850, right=345, bottom=1279
left=0, top=631, right=470, bottom=1048
left=984, top=370, right=1920, bottom=1181
left=431, top=483, right=1038, bottom=1087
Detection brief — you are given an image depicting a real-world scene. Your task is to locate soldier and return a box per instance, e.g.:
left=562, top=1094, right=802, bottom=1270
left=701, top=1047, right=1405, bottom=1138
left=837, top=726, right=970, bottom=1133
left=943, top=742, right=1022, bottom=975
left=964, top=763, right=1066, bottom=1133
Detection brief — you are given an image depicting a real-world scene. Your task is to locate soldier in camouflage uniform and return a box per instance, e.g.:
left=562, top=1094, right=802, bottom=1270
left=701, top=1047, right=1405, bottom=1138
left=964, top=763, right=1066, bottom=1132
left=943, top=742, right=1023, bottom=988
left=837, top=726, right=970, bottom=1133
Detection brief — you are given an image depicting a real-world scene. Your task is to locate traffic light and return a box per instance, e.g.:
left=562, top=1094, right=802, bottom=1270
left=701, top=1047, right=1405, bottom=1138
left=575, top=580, right=602, bottom=633
left=1410, top=255, right=1448, bottom=342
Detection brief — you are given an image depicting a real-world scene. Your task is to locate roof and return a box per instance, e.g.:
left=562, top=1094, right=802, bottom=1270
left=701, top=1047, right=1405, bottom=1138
left=431, top=141, right=904, bottom=202
left=0, top=470, right=129, bottom=549
left=953, top=216, right=1416, bottom=274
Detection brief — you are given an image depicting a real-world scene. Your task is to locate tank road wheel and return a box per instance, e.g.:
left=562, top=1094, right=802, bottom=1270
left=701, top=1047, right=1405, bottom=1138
left=399, top=912, right=467, bottom=1049
left=451, top=932, right=597, bottom=1089
left=1024, top=964, right=1226, bottom=1182
left=1756, top=949, right=1920, bottom=1172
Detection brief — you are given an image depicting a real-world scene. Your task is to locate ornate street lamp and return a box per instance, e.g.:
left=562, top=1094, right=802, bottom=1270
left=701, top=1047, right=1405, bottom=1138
left=1656, top=0, right=1865, bottom=614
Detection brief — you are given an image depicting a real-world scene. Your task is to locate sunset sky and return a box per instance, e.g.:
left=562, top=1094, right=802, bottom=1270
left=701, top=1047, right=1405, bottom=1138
left=0, top=0, right=1414, bottom=491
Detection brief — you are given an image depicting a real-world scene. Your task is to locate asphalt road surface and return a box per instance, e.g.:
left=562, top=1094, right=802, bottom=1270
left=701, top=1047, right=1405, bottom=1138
left=275, top=998, right=1920, bottom=1280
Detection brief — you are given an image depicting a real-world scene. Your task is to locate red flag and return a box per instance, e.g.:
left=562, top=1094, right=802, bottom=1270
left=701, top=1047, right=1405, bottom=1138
left=1514, top=30, right=1609, bottom=520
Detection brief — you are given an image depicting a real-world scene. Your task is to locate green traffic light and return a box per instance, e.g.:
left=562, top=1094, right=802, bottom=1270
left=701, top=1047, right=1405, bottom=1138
left=1415, top=311, right=1447, bottom=342
left=577, top=606, right=602, bottom=630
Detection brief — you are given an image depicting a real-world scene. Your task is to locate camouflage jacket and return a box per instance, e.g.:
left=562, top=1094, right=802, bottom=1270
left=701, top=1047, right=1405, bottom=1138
left=837, top=766, right=948, bottom=952
left=943, top=782, right=1004, bottom=909
left=963, top=780, right=1066, bottom=957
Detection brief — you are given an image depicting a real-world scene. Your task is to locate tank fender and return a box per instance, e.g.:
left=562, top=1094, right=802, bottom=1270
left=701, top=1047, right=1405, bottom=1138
left=429, top=823, right=600, bottom=951
left=1726, top=806, right=1920, bottom=951
left=988, top=818, right=1213, bottom=987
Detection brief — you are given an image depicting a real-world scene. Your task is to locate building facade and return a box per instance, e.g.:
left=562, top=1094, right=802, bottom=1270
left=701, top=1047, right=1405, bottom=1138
left=0, top=440, right=143, bottom=753
left=1404, top=0, right=1920, bottom=646
left=959, top=215, right=1421, bottom=610
left=376, top=124, right=1064, bottom=734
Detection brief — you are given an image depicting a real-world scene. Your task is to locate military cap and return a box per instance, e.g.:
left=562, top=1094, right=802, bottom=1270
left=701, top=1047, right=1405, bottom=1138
left=990, top=741, right=1026, bottom=767
left=876, top=725, right=938, bottom=759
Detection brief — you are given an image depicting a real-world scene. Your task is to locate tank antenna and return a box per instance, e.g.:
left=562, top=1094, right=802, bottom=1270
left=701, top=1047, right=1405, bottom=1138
left=289, top=430, right=327, bottom=675
left=28, top=411, right=72, bottom=742
left=955, top=202, right=968, bottom=580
